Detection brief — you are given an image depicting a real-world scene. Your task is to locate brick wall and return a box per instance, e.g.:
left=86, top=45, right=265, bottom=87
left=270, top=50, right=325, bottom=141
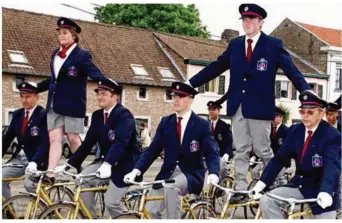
left=270, top=18, right=328, bottom=72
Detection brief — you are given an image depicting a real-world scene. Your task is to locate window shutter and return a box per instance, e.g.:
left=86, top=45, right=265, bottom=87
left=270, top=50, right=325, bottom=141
left=198, top=85, right=205, bottom=93
left=275, top=81, right=281, bottom=99
left=218, top=76, right=226, bottom=95
left=291, top=84, right=297, bottom=100
left=318, top=85, right=323, bottom=98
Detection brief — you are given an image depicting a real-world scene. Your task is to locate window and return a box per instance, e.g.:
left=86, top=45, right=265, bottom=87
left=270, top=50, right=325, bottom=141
left=291, top=84, right=297, bottom=100
left=158, top=67, right=174, bottom=79
left=335, top=67, right=342, bottom=90
left=275, top=81, right=289, bottom=98
left=8, top=50, right=28, bottom=64
left=135, top=117, right=150, bottom=137
left=198, top=76, right=226, bottom=94
left=137, top=87, right=148, bottom=101
left=12, top=76, right=25, bottom=92
left=131, top=64, right=148, bottom=76
left=165, top=88, right=172, bottom=101
left=8, top=111, right=14, bottom=124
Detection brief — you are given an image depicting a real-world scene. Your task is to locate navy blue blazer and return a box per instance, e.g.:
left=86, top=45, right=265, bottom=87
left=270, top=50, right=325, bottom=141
left=212, top=119, right=233, bottom=157
left=260, top=120, right=341, bottom=215
left=67, top=103, right=141, bottom=188
left=2, top=105, right=49, bottom=169
left=37, top=45, right=107, bottom=118
left=135, top=112, right=220, bottom=195
left=270, top=123, right=289, bottom=155
left=189, top=32, right=310, bottom=120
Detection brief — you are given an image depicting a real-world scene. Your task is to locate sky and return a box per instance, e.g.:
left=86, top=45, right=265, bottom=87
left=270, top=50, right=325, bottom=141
left=2, top=0, right=342, bottom=39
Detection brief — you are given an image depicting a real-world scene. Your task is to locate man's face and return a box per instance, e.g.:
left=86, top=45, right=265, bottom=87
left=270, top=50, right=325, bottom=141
left=20, top=93, right=39, bottom=110
left=272, top=114, right=283, bottom=126
left=208, top=107, right=220, bottom=120
left=299, top=107, right=324, bottom=129
left=96, top=89, right=117, bottom=109
left=242, top=16, right=263, bottom=36
left=325, top=111, right=338, bottom=126
left=172, top=95, right=192, bottom=113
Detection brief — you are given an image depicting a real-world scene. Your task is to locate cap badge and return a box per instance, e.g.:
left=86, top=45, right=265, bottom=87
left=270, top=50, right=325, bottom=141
left=22, top=84, right=26, bottom=88
left=99, top=81, right=101, bottom=85
left=303, top=95, right=308, bottom=100
left=176, top=85, right=180, bottom=89
left=61, top=20, right=64, bottom=25
left=244, top=6, right=249, bottom=11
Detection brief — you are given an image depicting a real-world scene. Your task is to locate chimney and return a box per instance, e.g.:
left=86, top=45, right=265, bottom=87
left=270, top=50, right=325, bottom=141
left=221, top=29, right=239, bottom=43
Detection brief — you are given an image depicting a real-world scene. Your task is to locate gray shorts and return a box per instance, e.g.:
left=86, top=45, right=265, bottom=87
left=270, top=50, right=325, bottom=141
left=47, top=109, right=84, bottom=133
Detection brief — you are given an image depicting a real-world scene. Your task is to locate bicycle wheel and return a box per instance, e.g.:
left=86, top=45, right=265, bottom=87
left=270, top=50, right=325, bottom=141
left=246, top=179, right=259, bottom=218
left=211, top=176, right=234, bottom=214
left=124, top=193, right=140, bottom=211
left=94, top=190, right=107, bottom=218
left=2, top=194, right=47, bottom=219
left=115, top=213, right=140, bottom=219
left=182, top=202, right=217, bottom=219
left=46, top=185, right=74, bottom=203
left=38, top=203, right=86, bottom=219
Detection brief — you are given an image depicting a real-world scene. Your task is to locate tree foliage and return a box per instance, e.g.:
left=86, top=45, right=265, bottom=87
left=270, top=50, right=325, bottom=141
left=94, top=4, right=210, bottom=38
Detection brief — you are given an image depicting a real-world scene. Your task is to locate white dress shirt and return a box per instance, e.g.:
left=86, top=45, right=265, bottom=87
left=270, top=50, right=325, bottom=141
left=176, top=109, right=192, bottom=144
left=20, top=105, right=38, bottom=156
left=103, top=103, right=117, bottom=124
left=53, top=43, right=77, bottom=78
left=245, top=31, right=261, bottom=54
left=304, top=124, right=319, bottom=142
left=210, top=118, right=219, bottom=130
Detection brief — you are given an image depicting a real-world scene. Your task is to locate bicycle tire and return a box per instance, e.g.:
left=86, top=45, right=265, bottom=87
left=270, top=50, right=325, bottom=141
left=46, top=185, right=74, bottom=203
left=182, top=202, right=217, bottom=219
left=2, top=194, right=47, bottom=219
left=211, top=176, right=234, bottom=214
left=115, top=213, right=140, bottom=219
left=38, top=203, right=86, bottom=219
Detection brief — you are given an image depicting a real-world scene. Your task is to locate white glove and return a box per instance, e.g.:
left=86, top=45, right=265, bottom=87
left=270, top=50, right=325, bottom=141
left=96, top=162, right=112, bottom=179
left=124, top=169, right=141, bottom=183
left=207, top=174, right=219, bottom=185
left=25, top=162, right=37, bottom=175
left=249, top=156, right=257, bottom=166
left=184, top=80, right=193, bottom=87
left=317, top=192, right=333, bottom=209
left=250, top=181, right=266, bottom=200
left=222, top=154, right=229, bottom=162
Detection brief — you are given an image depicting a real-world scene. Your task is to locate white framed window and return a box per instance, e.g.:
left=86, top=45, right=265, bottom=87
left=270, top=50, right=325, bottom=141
left=198, top=75, right=226, bottom=95
left=135, top=116, right=151, bottom=132
left=335, top=66, right=342, bottom=90
left=8, top=50, right=29, bottom=64
left=164, top=88, right=172, bottom=102
left=131, top=64, right=148, bottom=76
left=157, top=67, right=175, bottom=79
left=275, top=81, right=289, bottom=98
left=137, top=87, right=148, bottom=101
left=12, top=76, right=25, bottom=93
left=5, top=108, right=17, bottom=125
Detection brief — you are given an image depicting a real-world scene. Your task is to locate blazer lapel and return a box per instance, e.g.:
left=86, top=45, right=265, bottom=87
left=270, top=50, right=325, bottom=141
left=50, top=48, right=59, bottom=79
left=57, top=45, right=80, bottom=79
left=181, top=112, right=196, bottom=149
left=295, top=124, right=306, bottom=161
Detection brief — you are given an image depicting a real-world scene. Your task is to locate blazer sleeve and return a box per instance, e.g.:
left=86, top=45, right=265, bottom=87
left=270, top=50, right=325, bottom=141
left=82, top=51, right=107, bottom=82
left=32, top=112, right=49, bottom=164
left=202, top=120, right=220, bottom=177
left=135, top=118, right=164, bottom=174
left=37, top=78, right=51, bottom=93
left=189, top=42, right=232, bottom=88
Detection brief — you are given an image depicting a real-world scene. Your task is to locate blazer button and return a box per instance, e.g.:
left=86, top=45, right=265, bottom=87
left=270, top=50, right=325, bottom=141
left=242, top=90, right=245, bottom=93
left=22, top=145, right=25, bottom=148
left=176, top=160, right=179, bottom=164
left=244, top=78, right=246, bottom=81
left=300, top=175, right=303, bottom=178
left=299, top=185, right=302, bottom=188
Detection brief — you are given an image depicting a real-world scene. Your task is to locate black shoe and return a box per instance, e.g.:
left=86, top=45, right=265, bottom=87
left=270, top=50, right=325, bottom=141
left=229, top=193, right=249, bottom=204
left=42, top=176, right=55, bottom=185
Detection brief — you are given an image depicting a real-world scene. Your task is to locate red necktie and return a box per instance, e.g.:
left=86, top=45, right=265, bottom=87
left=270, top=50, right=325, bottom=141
left=272, top=125, right=277, bottom=139
left=300, top=130, right=313, bottom=162
left=104, top=112, right=109, bottom=125
left=57, top=42, right=74, bottom=59
left=246, top=39, right=253, bottom=62
left=211, top=121, right=215, bottom=133
left=176, top=117, right=183, bottom=146
left=21, top=110, right=29, bottom=135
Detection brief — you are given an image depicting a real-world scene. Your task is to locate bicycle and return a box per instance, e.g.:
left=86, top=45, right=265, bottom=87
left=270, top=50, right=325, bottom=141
left=2, top=164, right=25, bottom=203
left=38, top=170, right=109, bottom=219
left=2, top=169, right=74, bottom=219
left=115, top=179, right=216, bottom=219
left=259, top=192, right=319, bottom=219
left=209, top=182, right=259, bottom=219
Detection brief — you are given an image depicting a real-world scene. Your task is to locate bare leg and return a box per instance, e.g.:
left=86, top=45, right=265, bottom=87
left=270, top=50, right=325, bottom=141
left=47, top=127, right=64, bottom=177
left=66, top=133, right=81, bottom=153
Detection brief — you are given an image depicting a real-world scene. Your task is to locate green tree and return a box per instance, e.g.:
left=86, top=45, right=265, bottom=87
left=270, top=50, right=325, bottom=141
left=94, top=4, right=210, bottom=38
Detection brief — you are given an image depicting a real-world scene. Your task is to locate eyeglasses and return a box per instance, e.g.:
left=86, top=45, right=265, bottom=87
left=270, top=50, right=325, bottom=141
left=299, top=109, right=315, bottom=116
